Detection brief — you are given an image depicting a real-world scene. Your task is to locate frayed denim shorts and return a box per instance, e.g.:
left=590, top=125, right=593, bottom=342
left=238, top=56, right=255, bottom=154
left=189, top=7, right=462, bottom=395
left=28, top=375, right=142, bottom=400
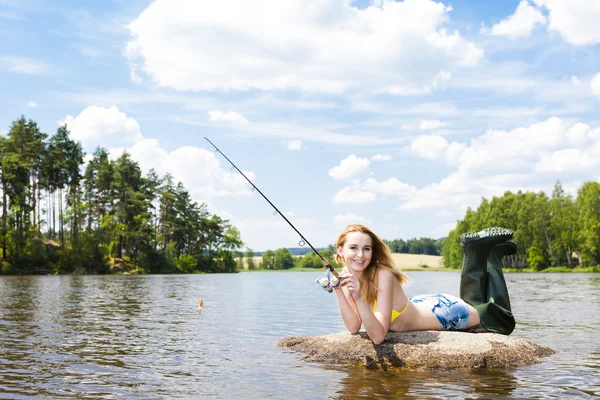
left=410, top=293, right=470, bottom=331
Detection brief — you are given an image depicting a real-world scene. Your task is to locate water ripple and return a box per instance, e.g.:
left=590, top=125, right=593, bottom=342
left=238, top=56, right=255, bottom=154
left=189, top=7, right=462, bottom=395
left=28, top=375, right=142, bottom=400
left=0, top=272, right=598, bottom=398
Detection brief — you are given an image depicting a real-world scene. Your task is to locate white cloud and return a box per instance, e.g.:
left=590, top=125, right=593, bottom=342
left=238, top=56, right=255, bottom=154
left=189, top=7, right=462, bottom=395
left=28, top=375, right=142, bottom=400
left=394, top=117, right=600, bottom=211
left=491, top=0, right=546, bottom=39
left=571, top=76, right=581, bottom=87
left=419, top=119, right=446, bottom=130
left=328, top=154, right=370, bottom=180
left=281, top=139, right=302, bottom=150
left=126, top=0, right=481, bottom=93
left=332, top=177, right=416, bottom=205
left=28, top=101, right=38, bottom=108
left=208, top=110, right=249, bottom=124
left=533, top=0, right=600, bottom=46
left=406, top=134, right=466, bottom=164
left=409, top=134, right=449, bottom=160
left=457, top=117, right=566, bottom=176
left=60, top=106, right=253, bottom=201
left=333, top=213, right=372, bottom=229
left=61, top=105, right=142, bottom=149
left=591, top=72, right=600, bottom=97
left=371, top=154, right=392, bottom=161
left=535, top=148, right=597, bottom=174
left=399, top=171, right=477, bottom=211
left=362, top=177, right=416, bottom=200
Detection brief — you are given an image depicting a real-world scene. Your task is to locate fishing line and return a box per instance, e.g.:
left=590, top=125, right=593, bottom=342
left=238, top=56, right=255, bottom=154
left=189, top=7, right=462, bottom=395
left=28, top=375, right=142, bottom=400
left=203, top=137, right=339, bottom=283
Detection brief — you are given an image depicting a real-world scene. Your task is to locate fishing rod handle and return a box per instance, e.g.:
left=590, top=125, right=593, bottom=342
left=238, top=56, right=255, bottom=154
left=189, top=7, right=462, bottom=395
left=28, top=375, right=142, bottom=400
left=323, top=259, right=339, bottom=277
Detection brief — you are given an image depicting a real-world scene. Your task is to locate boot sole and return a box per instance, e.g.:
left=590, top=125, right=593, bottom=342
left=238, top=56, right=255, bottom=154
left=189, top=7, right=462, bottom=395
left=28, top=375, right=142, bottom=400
left=460, top=227, right=513, bottom=246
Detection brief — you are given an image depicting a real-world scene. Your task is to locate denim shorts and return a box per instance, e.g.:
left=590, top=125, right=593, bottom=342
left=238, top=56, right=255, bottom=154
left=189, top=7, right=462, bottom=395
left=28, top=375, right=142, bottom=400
left=410, top=293, right=470, bottom=331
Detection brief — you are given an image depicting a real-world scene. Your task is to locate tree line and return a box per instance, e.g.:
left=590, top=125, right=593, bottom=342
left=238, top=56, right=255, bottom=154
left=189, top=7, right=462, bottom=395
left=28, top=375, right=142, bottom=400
left=0, top=116, right=243, bottom=275
left=242, top=237, right=443, bottom=271
left=384, top=237, right=442, bottom=255
left=442, top=181, right=600, bottom=271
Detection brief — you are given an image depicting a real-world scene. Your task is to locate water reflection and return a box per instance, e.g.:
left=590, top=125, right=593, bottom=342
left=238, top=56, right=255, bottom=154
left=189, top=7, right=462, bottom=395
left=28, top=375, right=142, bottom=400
left=333, top=367, right=519, bottom=399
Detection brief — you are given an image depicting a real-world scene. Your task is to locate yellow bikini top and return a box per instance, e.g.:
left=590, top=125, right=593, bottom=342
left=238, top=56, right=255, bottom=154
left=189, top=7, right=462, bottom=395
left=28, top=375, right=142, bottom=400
left=373, top=299, right=409, bottom=323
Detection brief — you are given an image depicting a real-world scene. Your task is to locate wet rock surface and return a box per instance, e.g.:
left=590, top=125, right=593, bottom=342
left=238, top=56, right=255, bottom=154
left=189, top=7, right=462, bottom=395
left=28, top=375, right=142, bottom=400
left=278, top=331, right=554, bottom=370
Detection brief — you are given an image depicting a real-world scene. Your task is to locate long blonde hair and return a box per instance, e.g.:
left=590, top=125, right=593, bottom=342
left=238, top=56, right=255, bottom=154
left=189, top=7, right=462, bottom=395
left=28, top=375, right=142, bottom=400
left=334, top=224, right=409, bottom=305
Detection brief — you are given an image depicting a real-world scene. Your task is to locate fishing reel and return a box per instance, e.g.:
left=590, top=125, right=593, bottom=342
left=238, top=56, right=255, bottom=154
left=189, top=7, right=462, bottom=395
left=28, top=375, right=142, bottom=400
left=315, top=270, right=345, bottom=293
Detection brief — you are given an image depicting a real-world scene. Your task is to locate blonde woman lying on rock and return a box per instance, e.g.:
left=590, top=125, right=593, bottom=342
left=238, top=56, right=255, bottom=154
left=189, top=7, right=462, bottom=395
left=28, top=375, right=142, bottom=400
left=331, top=224, right=515, bottom=345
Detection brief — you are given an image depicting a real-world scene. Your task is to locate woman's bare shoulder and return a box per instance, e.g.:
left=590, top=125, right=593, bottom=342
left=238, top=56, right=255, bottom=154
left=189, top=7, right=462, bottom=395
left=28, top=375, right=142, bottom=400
left=376, top=268, right=396, bottom=284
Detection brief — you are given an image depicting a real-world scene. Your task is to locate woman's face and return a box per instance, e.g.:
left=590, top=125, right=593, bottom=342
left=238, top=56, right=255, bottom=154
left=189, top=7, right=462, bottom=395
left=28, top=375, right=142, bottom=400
left=337, top=231, right=373, bottom=274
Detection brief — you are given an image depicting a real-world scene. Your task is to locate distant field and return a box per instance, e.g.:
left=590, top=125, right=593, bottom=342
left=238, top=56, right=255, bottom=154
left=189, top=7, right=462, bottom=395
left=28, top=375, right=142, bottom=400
left=241, top=253, right=444, bottom=270
left=390, top=253, right=443, bottom=270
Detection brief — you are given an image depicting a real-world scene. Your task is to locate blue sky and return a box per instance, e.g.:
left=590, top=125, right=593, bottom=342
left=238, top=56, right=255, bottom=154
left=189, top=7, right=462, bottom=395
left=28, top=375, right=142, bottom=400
left=2, top=0, right=600, bottom=251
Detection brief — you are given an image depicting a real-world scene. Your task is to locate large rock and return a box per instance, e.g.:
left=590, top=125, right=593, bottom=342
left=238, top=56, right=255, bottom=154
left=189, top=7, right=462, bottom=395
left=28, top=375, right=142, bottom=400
left=278, top=331, right=554, bottom=370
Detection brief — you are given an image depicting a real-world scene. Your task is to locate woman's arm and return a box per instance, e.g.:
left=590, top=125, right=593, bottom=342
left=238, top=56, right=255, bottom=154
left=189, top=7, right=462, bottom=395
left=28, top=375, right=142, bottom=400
left=357, top=269, right=393, bottom=344
left=333, top=285, right=362, bottom=333
left=333, top=267, right=362, bottom=333
left=338, top=269, right=394, bottom=344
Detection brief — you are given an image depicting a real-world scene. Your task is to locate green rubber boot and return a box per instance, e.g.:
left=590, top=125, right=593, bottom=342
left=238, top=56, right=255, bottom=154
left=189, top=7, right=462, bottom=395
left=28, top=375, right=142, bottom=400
left=459, top=228, right=516, bottom=335
left=459, top=227, right=513, bottom=306
left=474, top=240, right=516, bottom=335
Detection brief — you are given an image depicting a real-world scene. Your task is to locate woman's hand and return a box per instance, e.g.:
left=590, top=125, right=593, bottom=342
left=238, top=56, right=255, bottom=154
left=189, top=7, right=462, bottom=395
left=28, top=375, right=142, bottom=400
left=339, top=273, right=362, bottom=300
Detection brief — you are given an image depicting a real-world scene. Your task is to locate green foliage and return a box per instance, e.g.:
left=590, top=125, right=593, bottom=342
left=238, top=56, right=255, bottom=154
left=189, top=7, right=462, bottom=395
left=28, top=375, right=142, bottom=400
left=298, top=252, right=322, bottom=268
left=442, top=180, right=600, bottom=270
left=245, top=248, right=256, bottom=270
left=176, top=255, right=197, bottom=273
left=274, top=248, right=295, bottom=269
left=260, top=250, right=276, bottom=269
left=384, top=237, right=442, bottom=255
left=527, top=245, right=547, bottom=271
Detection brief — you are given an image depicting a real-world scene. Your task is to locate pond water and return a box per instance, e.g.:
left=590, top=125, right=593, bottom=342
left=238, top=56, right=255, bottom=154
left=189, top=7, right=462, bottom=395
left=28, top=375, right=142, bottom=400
left=0, top=271, right=598, bottom=399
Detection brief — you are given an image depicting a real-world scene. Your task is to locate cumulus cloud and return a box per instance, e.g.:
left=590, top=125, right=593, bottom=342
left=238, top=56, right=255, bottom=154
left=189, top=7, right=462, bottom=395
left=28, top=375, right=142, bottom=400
left=488, top=0, right=600, bottom=45
left=534, top=0, right=600, bottom=46
left=27, top=101, right=38, bottom=108
left=280, top=139, right=302, bottom=150
left=409, top=135, right=450, bottom=160
left=398, top=171, right=478, bottom=211
left=126, top=0, right=481, bottom=93
left=60, top=106, right=253, bottom=198
left=362, top=177, right=416, bottom=199
left=61, top=105, right=143, bottom=149
left=491, top=0, right=546, bottom=38
left=396, top=117, right=600, bottom=211
left=328, top=155, right=370, bottom=180
left=208, top=110, right=249, bottom=124
left=406, top=134, right=466, bottom=164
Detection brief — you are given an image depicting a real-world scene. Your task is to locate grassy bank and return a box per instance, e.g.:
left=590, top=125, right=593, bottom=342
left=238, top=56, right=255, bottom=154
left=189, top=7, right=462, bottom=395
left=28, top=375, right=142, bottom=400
left=504, top=266, right=600, bottom=273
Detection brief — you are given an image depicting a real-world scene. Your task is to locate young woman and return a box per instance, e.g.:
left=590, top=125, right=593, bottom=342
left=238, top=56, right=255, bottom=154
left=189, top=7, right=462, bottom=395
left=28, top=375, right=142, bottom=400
left=332, top=224, right=515, bottom=344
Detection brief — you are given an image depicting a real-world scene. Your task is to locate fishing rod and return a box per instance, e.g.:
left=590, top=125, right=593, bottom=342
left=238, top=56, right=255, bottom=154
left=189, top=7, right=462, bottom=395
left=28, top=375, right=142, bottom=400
left=203, top=137, right=341, bottom=291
